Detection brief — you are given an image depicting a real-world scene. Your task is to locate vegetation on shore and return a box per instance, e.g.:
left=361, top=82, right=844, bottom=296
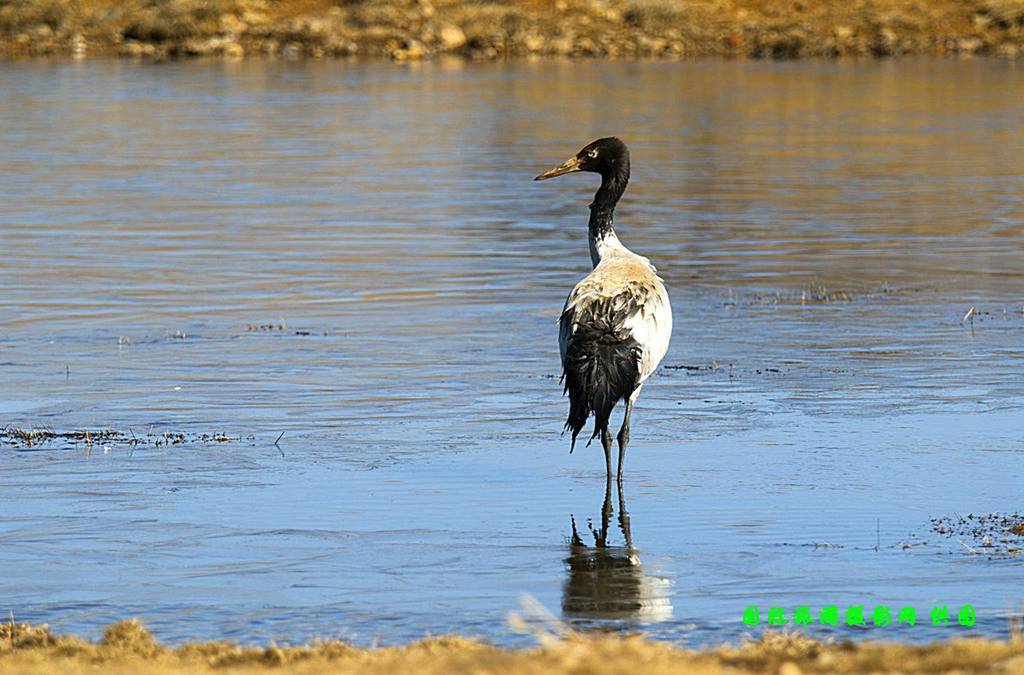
left=1, top=0, right=1024, bottom=61
left=3, top=619, right=1024, bottom=674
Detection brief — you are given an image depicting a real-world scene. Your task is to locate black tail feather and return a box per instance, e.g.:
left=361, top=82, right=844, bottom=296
left=563, top=320, right=640, bottom=450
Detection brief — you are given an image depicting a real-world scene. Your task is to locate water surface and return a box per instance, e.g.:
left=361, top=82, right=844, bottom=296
left=1, top=58, right=1023, bottom=646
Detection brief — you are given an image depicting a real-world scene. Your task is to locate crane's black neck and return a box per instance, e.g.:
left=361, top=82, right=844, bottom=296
left=588, top=167, right=629, bottom=241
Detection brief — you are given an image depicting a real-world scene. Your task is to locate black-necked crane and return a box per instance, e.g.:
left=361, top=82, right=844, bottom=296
left=535, top=137, right=672, bottom=483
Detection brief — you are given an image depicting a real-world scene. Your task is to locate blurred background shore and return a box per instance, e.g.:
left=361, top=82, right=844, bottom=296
left=2, top=0, right=1023, bottom=61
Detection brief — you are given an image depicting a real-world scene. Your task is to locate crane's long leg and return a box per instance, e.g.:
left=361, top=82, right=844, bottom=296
left=601, top=426, right=613, bottom=481
left=616, top=398, right=633, bottom=482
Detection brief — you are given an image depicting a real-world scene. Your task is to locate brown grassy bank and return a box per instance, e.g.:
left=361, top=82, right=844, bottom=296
left=3, top=619, right=1024, bottom=674
left=1, top=0, right=1023, bottom=61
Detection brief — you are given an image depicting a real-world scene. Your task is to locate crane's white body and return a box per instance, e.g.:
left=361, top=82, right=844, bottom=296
left=559, top=231, right=672, bottom=393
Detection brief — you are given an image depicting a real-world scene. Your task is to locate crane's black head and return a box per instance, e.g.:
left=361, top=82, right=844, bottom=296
left=534, top=137, right=630, bottom=182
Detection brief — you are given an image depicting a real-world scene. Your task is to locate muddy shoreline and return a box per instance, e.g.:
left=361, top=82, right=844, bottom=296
left=2, top=0, right=1023, bottom=61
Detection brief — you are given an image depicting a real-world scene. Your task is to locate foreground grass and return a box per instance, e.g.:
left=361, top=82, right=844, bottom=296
left=2, top=0, right=1024, bottom=60
left=3, top=620, right=1024, bottom=674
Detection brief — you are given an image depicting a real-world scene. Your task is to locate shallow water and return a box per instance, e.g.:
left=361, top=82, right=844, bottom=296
left=1, top=58, right=1023, bottom=647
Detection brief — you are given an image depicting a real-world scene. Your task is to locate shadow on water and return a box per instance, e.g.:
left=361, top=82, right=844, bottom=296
left=563, top=480, right=673, bottom=624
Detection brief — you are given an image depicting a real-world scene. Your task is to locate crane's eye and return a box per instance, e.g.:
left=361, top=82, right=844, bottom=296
left=587, top=149, right=598, bottom=159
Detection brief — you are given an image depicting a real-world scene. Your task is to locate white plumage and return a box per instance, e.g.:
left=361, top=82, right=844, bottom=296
left=560, top=238, right=672, bottom=387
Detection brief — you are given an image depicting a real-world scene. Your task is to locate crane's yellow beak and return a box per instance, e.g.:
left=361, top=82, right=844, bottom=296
left=534, top=155, right=582, bottom=181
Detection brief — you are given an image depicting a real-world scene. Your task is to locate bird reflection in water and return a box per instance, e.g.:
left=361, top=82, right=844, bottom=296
left=562, top=479, right=673, bottom=623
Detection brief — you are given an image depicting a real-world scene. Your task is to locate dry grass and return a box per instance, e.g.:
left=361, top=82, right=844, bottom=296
left=0, top=0, right=1022, bottom=59
left=981, top=0, right=1024, bottom=26
left=3, top=619, right=1024, bottom=674
left=118, top=0, right=242, bottom=43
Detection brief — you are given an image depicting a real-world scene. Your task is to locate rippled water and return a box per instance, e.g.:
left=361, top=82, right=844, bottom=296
left=1, top=58, right=1023, bottom=647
